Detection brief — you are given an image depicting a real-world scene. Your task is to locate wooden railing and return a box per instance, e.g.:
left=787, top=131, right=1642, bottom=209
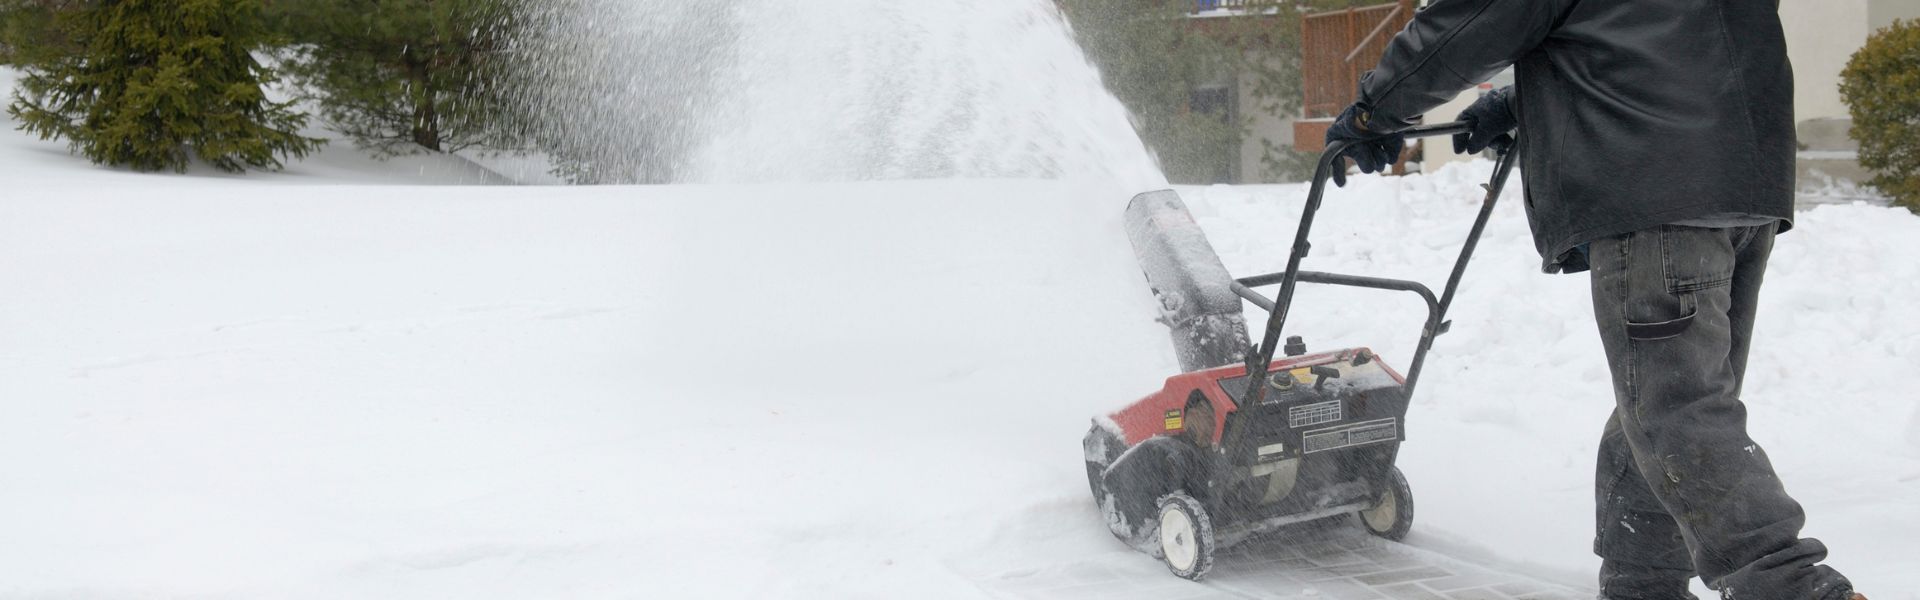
left=1293, top=0, right=1416, bottom=155
left=1300, top=0, right=1414, bottom=119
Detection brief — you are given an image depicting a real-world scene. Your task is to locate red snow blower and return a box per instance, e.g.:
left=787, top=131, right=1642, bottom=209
left=1084, top=122, right=1517, bottom=580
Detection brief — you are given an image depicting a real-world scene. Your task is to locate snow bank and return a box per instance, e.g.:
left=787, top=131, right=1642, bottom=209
left=0, top=108, right=1177, bottom=595
left=1910, top=406, right=1920, bottom=451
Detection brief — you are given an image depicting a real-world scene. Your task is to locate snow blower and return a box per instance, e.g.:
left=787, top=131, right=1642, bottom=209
left=1084, top=122, right=1517, bottom=580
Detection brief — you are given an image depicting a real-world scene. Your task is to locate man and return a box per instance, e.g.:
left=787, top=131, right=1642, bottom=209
left=1322, top=1, right=1866, bottom=600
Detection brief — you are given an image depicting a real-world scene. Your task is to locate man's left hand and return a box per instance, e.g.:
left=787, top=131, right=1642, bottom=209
left=1324, top=104, right=1405, bottom=187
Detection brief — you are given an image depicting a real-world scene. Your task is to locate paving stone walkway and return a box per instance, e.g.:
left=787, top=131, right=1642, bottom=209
left=973, top=519, right=1593, bottom=600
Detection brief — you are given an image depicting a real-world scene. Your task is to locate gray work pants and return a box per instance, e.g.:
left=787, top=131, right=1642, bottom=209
left=1587, top=223, right=1851, bottom=600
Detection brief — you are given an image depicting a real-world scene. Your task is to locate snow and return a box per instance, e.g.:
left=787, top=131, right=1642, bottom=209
left=1798, top=150, right=1859, bottom=160
left=4, top=65, right=1919, bottom=600
left=692, top=0, right=1163, bottom=188
left=1910, top=407, right=1920, bottom=451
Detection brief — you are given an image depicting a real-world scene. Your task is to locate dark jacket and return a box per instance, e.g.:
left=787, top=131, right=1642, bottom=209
left=1357, top=0, right=1796, bottom=273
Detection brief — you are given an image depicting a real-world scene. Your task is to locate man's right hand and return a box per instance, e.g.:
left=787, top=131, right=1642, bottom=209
left=1453, top=86, right=1516, bottom=155
left=1324, top=104, right=1405, bottom=187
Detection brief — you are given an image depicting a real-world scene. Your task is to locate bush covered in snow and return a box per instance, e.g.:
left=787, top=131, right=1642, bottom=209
left=1840, top=19, right=1920, bottom=213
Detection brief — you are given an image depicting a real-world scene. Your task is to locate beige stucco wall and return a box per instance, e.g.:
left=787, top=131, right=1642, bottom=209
left=1416, top=89, right=1478, bottom=174
left=1870, top=0, right=1920, bottom=31
left=1239, top=65, right=1295, bottom=184
left=1777, top=0, right=1918, bottom=120
left=1782, top=0, right=1874, bottom=121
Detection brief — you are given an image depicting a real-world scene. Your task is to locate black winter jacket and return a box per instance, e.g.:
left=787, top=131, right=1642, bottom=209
left=1357, top=0, right=1796, bottom=273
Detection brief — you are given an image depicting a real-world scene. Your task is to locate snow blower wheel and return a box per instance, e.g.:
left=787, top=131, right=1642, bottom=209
left=1083, top=424, right=1122, bottom=501
left=1156, top=492, right=1214, bottom=580
left=1359, top=465, right=1413, bottom=541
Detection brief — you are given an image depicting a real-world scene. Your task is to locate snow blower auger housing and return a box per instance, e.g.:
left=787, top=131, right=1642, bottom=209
left=1086, top=122, right=1517, bottom=581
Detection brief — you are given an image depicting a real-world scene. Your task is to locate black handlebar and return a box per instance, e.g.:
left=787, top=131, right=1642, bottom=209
left=1316, top=121, right=1473, bottom=178
left=1235, top=121, right=1518, bottom=411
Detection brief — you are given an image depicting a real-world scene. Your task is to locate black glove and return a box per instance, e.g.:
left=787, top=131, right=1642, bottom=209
left=1453, top=86, right=1516, bottom=155
left=1324, top=104, right=1405, bottom=187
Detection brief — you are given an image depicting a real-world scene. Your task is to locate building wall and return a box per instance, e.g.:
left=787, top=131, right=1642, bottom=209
left=1415, top=89, right=1479, bottom=174
left=1870, top=0, right=1920, bottom=31
left=1781, top=0, right=1873, bottom=121
left=1239, top=64, right=1295, bottom=184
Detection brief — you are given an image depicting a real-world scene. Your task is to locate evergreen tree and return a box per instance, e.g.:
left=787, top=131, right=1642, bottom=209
left=1, top=0, right=74, bottom=65
left=1, top=0, right=79, bottom=65
left=6, top=0, right=321, bottom=172
left=271, top=0, right=524, bottom=157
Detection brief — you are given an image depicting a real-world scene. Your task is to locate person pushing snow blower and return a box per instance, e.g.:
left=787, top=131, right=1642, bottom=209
left=1325, top=1, right=1865, bottom=600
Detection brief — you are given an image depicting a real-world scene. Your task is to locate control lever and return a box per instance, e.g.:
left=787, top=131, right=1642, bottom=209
left=1310, top=365, right=1341, bottom=393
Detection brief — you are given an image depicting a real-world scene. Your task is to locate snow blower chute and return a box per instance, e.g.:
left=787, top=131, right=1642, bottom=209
left=1084, top=122, right=1518, bottom=580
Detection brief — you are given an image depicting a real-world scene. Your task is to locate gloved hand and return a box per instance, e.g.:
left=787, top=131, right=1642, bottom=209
left=1324, top=104, right=1405, bottom=187
left=1453, top=85, right=1516, bottom=155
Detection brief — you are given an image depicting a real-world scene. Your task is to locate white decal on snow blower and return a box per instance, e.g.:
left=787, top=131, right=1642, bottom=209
left=1301, top=418, right=1398, bottom=454
left=1289, top=400, right=1342, bottom=428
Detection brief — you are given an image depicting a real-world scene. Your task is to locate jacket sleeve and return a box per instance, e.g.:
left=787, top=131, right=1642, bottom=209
left=1358, top=0, right=1569, bottom=132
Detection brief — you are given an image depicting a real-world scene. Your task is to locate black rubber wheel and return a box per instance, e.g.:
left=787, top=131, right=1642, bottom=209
left=1358, top=465, right=1414, bottom=541
left=1085, top=460, right=1107, bottom=501
left=1084, top=425, right=1122, bottom=502
left=1156, top=491, right=1215, bottom=580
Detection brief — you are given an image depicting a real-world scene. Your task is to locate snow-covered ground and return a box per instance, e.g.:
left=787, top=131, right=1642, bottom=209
left=3, top=68, right=1917, bottom=599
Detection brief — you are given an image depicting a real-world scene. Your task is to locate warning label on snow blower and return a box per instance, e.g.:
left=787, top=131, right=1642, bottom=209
left=1301, top=418, right=1398, bottom=454
left=1289, top=400, right=1343, bottom=428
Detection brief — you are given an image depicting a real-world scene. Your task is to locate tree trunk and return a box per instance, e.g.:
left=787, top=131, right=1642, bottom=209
left=407, top=56, right=440, bottom=151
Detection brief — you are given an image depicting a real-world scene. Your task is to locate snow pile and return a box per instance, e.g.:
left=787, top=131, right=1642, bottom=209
left=0, top=79, right=1173, bottom=595
left=1910, top=406, right=1920, bottom=451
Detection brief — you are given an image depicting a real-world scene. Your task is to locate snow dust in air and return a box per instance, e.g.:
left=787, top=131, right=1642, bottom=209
left=507, top=0, right=1167, bottom=190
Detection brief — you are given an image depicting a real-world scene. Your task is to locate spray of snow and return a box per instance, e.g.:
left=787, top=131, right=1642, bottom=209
left=501, top=1, right=737, bottom=184
left=691, top=1, right=1164, bottom=189
left=511, top=0, right=1166, bottom=189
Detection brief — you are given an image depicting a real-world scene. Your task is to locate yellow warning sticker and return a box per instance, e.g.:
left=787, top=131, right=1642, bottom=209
left=1164, top=409, right=1183, bottom=430
left=1291, top=367, right=1318, bottom=385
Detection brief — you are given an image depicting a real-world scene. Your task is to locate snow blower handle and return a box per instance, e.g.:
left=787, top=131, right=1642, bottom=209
left=1234, top=121, right=1518, bottom=410
left=1319, top=121, right=1473, bottom=181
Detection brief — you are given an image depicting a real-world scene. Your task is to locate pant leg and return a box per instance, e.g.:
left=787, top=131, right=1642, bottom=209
left=1591, top=221, right=1776, bottom=600
left=1587, top=223, right=1849, bottom=600
left=1725, top=224, right=1766, bottom=399
left=1596, top=408, right=1697, bottom=600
